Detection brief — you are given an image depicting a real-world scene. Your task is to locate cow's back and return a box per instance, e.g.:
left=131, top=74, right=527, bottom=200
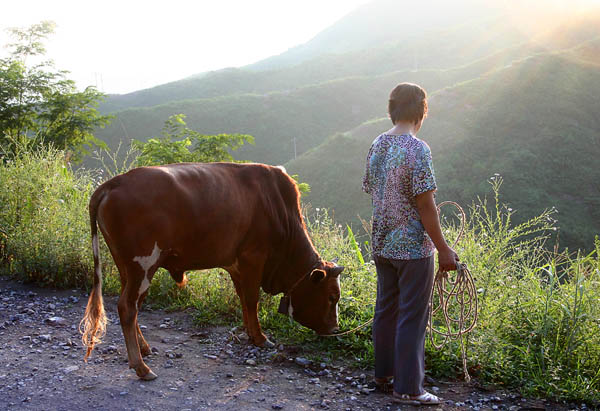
left=94, top=162, right=298, bottom=271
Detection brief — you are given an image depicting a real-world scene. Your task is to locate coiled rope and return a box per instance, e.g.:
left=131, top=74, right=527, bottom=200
left=428, top=201, right=478, bottom=381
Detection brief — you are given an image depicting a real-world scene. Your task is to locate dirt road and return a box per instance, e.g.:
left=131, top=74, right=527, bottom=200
left=0, top=277, right=574, bottom=410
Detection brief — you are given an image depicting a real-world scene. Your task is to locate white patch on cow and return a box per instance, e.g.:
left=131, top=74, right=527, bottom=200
left=138, top=277, right=150, bottom=298
left=92, top=234, right=99, bottom=258
left=133, top=242, right=161, bottom=298
left=275, top=165, right=287, bottom=174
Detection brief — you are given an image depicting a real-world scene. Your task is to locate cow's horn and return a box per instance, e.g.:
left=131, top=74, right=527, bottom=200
left=331, top=266, right=344, bottom=277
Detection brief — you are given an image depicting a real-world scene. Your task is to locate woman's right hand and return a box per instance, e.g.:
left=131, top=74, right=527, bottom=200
left=438, top=246, right=459, bottom=271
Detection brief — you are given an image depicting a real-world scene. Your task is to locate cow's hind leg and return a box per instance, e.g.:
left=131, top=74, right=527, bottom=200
left=136, top=290, right=151, bottom=357
left=170, top=270, right=188, bottom=289
left=117, top=267, right=157, bottom=380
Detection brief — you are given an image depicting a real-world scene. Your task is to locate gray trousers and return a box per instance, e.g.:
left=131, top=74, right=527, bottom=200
left=372, top=254, right=435, bottom=395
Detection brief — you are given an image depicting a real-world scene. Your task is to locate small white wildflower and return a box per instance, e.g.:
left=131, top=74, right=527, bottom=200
left=316, top=208, right=320, bottom=212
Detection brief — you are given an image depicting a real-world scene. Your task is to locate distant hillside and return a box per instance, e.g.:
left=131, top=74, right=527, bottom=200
left=94, top=74, right=432, bottom=166
left=286, top=50, right=600, bottom=252
left=94, top=41, right=550, bottom=166
left=98, top=1, right=598, bottom=114
left=99, top=6, right=524, bottom=113
left=94, top=28, right=597, bottom=167
left=246, top=0, right=505, bottom=71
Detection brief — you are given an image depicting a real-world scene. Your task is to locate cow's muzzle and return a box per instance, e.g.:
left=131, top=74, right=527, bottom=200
left=317, top=326, right=339, bottom=336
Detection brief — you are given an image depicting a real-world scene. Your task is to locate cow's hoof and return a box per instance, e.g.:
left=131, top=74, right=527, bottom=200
left=250, top=335, right=274, bottom=348
left=139, top=370, right=157, bottom=381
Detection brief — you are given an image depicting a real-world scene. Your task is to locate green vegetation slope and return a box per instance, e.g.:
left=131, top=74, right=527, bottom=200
left=287, top=49, right=600, bottom=251
left=93, top=39, right=567, bottom=166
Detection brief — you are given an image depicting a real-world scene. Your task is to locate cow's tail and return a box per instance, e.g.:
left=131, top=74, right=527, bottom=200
left=80, top=187, right=108, bottom=361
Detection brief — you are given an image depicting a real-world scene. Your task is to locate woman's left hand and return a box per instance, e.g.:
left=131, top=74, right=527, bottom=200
left=438, top=246, right=459, bottom=271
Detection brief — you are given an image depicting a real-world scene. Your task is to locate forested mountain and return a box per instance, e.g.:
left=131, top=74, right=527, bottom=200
left=94, top=30, right=596, bottom=166
left=286, top=44, right=600, bottom=251
left=91, top=1, right=600, bottom=251
left=93, top=47, right=538, bottom=166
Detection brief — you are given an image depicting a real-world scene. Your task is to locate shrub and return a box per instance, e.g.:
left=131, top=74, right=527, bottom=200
left=426, top=178, right=600, bottom=403
left=0, top=144, right=99, bottom=287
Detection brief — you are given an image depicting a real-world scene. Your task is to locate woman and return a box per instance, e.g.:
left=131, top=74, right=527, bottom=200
left=362, top=82, right=459, bottom=405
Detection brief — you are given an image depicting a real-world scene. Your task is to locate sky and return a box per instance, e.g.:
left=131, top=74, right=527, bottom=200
left=0, top=0, right=369, bottom=94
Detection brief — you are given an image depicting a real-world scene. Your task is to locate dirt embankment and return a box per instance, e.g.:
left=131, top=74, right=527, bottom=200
left=0, top=277, right=580, bottom=410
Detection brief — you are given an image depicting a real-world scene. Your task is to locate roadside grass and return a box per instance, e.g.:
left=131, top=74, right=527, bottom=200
left=1, top=146, right=598, bottom=404
left=0, top=145, right=105, bottom=287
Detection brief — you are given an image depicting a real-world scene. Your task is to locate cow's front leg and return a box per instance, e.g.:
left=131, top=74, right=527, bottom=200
left=228, top=273, right=249, bottom=331
left=242, top=287, right=275, bottom=348
left=237, top=251, right=275, bottom=348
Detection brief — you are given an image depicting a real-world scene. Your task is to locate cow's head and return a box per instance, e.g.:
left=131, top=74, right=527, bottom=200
left=287, top=260, right=344, bottom=335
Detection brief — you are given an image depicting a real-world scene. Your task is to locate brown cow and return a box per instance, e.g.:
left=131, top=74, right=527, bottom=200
left=80, top=162, right=343, bottom=380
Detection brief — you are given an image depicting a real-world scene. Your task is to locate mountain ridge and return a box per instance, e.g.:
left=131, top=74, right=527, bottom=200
left=286, top=49, right=600, bottom=251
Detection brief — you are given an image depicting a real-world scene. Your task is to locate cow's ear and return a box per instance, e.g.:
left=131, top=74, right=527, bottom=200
left=310, top=269, right=327, bottom=283
left=330, top=266, right=344, bottom=277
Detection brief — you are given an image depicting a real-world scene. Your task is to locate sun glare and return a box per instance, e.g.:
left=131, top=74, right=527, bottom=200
left=496, top=0, right=600, bottom=50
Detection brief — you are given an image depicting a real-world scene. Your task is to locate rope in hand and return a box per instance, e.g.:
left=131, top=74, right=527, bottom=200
left=428, top=201, right=478, bottom=382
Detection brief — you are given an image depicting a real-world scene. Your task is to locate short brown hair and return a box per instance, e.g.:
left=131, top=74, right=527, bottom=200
left=388, top=83, right=428, bottom=125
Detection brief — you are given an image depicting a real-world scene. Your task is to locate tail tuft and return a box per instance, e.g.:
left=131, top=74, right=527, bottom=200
left=81, top=186, right=108, bottom=361
left=79, top=284, right=107, bottom=361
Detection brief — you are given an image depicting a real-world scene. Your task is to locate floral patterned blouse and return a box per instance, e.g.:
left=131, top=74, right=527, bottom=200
left=362, top=133, right=437, bottom=260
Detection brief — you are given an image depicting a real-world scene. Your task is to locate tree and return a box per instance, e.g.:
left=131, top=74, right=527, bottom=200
left=0, top=21, right=111, bottom=160
left=132, top=114, right=254, bottom=166
left=131, top=114, right=313, bottom=194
